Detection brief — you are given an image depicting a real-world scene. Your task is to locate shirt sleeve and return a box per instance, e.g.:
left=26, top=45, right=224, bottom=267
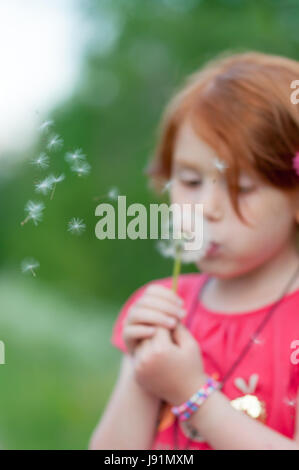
left=110, top=281, right=155, bottom=354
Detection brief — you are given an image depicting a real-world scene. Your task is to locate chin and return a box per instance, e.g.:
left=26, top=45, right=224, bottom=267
left=196, top=260, right=241, bottom=280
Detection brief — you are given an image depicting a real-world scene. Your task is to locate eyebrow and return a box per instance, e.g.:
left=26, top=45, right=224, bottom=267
left=173, top=159, right=257, bottom=179
left=172, top=160, right=202, bottom=172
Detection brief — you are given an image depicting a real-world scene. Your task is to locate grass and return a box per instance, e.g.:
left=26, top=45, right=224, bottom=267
left=0, top=270, right=123, bottom=449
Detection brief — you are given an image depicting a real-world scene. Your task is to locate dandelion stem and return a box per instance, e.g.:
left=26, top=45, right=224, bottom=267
left=93, top=193, right=108, bottom=201
left=21, top=216, right=30, bottom=226
left=50, top=183, right=56, bottom=200
left=30, top=268, right=36, bottom=277
left=172, top=246, right=182, bottom=293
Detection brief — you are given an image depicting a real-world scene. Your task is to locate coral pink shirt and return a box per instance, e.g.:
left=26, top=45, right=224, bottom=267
left=110, top=273, right=299, bottom=450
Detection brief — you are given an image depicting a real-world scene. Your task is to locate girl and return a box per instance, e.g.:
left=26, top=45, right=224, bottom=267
left=90, top=50, right=299, bottom=450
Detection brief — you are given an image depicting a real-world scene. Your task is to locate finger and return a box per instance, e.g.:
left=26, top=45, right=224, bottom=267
left=172, top=321, right=193, bottom=346
left=124, top=324, right=157, bottom=343
left=134, top=296, right=186, bottom=320
left=127, top=306, right=179, bottom=329
left=133, top=336, right=152, bottom=357
left=151, top=325, right=172, bottom=344
left=145, top=284, right=185, bottom=307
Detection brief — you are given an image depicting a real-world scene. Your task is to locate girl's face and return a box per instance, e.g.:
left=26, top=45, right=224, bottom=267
left=170, top=118, right=299, bottom=279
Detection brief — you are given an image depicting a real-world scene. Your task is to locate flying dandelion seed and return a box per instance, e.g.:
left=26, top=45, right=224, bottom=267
left=107, top=187, right=119, bottom=200
left=93, top=186, right=120, bottom=201
left=30, top=152, right=50, bottom=170
left=34, top=175, right=54, bottom=195
left=65, top=148, right=86, bottom=164
left=71, top=161, right=91, bottom=177
left=162, top=179, right=173, bottom=193
left=21, top=200, right=45, bottom=226
left=49, top=173, right=65, bottom=200
left=67, top=217, right=86, bottom=235
left=213, top=157, right=228, bottom=173
left=21, top=257, right=40, bottom=277
left=38, top=119, right=54, bottom=134
left=47, top=134, right=64, bottom=152
left=284, top=397, right=296, bottom=407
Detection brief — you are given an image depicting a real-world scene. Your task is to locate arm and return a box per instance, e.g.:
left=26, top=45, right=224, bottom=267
left=89, top=354, right=161, bottom=450
left=183, top=374, right=299, bottom=450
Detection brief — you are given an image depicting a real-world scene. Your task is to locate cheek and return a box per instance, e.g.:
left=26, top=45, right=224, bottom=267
left=235, top=191, right=294, bottom=249
left=238, top=189, right=291, bottom=227
left=169, top=184, right=180, bottom=203
left=170, top=183, right=189, bottom=205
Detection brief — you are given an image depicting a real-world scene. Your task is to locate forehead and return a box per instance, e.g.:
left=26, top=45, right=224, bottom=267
left=173, top=120, right=217, bottom=160
left=172, top=118, right=224, bottom=173
left=172, top=117, right=260, bottom=181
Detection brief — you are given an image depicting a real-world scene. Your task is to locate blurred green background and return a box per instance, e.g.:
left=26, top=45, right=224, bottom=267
left=0, top=0, right=298, bottom=449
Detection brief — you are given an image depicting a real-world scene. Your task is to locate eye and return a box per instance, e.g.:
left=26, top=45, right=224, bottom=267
left=237, top=185, right=256, bottom=194
left=180, top=179, right=202, bottom=188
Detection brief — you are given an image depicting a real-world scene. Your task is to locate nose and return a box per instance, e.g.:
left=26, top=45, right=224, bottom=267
left=201, top=179, right=223, bottom=221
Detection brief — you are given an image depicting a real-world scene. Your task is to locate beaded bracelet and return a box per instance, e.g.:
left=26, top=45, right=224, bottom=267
left=171, top=376, right=220, bottom=422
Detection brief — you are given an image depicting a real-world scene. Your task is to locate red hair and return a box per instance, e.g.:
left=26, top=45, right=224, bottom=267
left=144, top=50, right=299, bottom=225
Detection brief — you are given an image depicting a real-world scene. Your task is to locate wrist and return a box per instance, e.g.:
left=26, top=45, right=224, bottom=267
left=187, top=387, right=222, bottom=424
left=173, top=373, right=209, bottom=406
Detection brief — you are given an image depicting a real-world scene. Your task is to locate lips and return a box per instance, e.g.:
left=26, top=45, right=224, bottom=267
left=206, top=241, right=221, bottom=256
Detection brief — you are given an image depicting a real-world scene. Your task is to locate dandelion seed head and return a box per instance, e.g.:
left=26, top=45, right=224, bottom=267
left=49, top=173, right=65, bottom=184
left=39, top=119, right=54, bottom=133
left=25, top=200, right=45, bottom=214
left=31, top=212, right=44, bottom=225
left=251, top=335, right=264, bottom=345
left=162, top=180, right=173, bottom=193
left=31, top=152, right=50, bottom=169
left=71, top=161, right=91, bottom=177
left=213, top=157, right=228, bottom=173
left=23, top=200, right=45, bottom=225
left=47, top=133, right=64, bottom=151
left=157, top=211, right=211, bottom=264
left=67, top=217, right=86, bottom=235
left=34, top=176, right=54, bottom=195
left=108, top=186, right=119, bottom=200
left=284, top=397, right=296, bottom=407
left=156, top=238, right=203, bottom=264
left=21, top=257, right=40, bottom=276
left=65, top=148, right=86, bottom=164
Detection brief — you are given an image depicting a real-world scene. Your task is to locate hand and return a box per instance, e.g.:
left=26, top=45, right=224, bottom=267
left=123, top=284, right=186, bottom=355
left=132, top=321, right=207, bottom=406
